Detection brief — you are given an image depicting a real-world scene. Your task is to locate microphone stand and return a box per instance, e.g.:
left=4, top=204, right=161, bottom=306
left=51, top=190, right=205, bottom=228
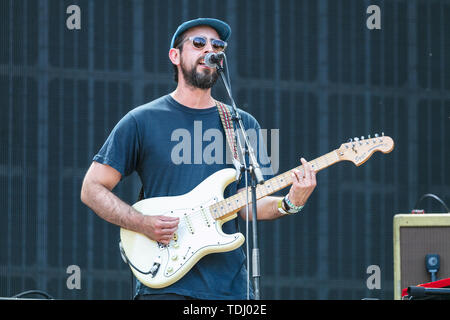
left=213, top=54, right=265, bottom=300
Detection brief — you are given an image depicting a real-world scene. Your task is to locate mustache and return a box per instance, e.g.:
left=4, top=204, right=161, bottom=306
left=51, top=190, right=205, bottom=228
left=197, top=56, right=215, bottom=68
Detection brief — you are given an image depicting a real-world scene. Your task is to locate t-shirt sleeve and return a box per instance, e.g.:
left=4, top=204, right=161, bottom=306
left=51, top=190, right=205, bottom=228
left=93, top=112, right=140, bottom=178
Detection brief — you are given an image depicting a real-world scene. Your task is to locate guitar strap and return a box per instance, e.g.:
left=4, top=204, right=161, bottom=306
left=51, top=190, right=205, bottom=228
left=137, top=100, right=241, bottom=202
left=215, top=100, right=239, bottom=162
left=215, top=100, right=243, bottom=234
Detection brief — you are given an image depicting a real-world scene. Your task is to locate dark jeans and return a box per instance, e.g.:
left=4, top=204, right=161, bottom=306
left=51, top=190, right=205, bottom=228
left=135, top=293, right=197, bottom=300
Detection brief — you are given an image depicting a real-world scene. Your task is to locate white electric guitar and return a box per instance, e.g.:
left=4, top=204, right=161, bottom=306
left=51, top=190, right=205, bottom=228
left=120, top=134, right=394, bottom=288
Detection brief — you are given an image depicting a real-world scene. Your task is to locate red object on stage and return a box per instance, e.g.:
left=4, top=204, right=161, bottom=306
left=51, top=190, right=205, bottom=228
left=402, top=277, right=450, bottom=298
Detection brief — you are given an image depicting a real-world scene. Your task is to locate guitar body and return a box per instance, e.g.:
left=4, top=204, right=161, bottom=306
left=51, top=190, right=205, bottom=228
left=120, top=168, right=245, bottom=289
left=119, top=134, right=394, bottom=289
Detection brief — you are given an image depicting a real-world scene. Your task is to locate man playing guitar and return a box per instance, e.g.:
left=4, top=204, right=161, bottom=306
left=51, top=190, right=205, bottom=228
left=80, top=18, right=317, bottom=300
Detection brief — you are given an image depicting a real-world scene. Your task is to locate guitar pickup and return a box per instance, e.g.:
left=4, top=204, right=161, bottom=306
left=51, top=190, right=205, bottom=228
left=184, top=214, right=194, bottom=234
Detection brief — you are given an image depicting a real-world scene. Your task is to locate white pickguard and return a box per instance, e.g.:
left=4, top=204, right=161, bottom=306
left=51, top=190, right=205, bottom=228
left=120, top=168, right=245, bottom=289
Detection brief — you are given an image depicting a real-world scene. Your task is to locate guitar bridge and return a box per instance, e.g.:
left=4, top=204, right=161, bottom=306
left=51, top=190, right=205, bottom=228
left=157, top=241, right=168, bottom=250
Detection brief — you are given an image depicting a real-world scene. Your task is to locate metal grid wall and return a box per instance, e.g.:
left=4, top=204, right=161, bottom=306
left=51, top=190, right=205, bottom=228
left=0, top=0, right=449, bottom=300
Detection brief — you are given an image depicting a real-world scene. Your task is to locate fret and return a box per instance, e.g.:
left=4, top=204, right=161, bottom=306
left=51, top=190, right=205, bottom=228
left=279, top=172, right=291, bottom=187
left=232, top=194, right=242, bottom=209
left=274, top=174, right=284, bottom=190
left=210, top=203, right=219, bottom=219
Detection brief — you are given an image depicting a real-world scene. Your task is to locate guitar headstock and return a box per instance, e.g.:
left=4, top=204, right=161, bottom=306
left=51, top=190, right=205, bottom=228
left=337, top=133, right=394, bottom=166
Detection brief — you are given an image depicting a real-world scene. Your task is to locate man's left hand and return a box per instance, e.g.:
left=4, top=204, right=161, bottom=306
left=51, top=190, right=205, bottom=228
left=287, top=157, right=317, bottom=207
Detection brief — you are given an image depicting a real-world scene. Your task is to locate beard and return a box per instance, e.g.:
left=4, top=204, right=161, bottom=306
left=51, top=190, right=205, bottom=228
left=180, top=56, right=219, bottom=89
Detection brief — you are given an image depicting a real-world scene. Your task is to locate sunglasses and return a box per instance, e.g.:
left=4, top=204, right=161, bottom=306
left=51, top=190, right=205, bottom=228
left=178, top=36, right=227, bottom=52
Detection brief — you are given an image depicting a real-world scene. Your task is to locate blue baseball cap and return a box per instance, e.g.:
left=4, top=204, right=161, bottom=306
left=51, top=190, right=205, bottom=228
left=170, top=18, right=232, bottom=48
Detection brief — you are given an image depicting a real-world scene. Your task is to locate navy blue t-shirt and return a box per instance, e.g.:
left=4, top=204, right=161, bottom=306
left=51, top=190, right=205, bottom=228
left=93, top=94, right=273, bottom=300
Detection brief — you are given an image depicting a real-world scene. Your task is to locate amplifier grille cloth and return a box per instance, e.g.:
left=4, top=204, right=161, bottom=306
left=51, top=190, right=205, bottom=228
left=400, top=226, right=450, bottom=289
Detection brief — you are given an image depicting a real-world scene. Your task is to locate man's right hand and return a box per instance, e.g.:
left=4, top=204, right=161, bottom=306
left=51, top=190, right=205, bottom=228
left=142, top=215, right=179, bottom=245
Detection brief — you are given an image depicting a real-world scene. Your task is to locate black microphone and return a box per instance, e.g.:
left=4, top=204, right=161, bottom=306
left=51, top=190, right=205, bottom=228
left=204, top=52, right=225, bottom=68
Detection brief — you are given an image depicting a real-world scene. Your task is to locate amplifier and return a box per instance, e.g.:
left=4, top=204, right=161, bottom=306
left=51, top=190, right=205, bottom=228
left=393, top=213, right=450, bottom=300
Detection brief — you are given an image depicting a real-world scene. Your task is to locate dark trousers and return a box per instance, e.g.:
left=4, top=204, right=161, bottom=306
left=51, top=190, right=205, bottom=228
left=135, top=293, right=197, bottom=300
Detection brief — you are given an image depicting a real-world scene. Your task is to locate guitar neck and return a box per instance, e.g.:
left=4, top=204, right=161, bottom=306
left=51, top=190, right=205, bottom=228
left=209, top=150, right=340, bottom=220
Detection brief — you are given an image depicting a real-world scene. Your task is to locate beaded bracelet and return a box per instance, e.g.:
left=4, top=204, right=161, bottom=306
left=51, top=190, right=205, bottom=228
left=284, top=195, right=304, bottom=214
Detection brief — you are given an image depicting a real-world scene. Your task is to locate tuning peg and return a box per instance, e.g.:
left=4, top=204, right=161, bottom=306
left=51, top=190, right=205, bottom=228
left=368, top=134, right=371, bottom=139
left=360, top=136, right=365, bottom=140
left=348, top=138, right=353, bottom=142
left=374, top=133, right=379, bottom=138
left=382, top=132, right=384, bottom=137
left=354, top=137, right=359, bottom=141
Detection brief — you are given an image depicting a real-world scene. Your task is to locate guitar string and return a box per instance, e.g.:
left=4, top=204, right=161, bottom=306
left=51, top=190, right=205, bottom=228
left=160, top=156, right=334, bottom=226
left=163, top=146, right=375, bottom=235
left=162, top=155, right=334, bottom=223
left=157, top=152, right=341, bottom=239
left=175, top=145, right=382, bottom=230
left=160, top=147, right=373, bottom=227
left=140, top=142, right=385, bottom=252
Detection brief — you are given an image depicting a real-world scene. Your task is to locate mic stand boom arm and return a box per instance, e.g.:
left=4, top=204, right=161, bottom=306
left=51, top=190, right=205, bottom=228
left=214, top=54, right=264, bottom=300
